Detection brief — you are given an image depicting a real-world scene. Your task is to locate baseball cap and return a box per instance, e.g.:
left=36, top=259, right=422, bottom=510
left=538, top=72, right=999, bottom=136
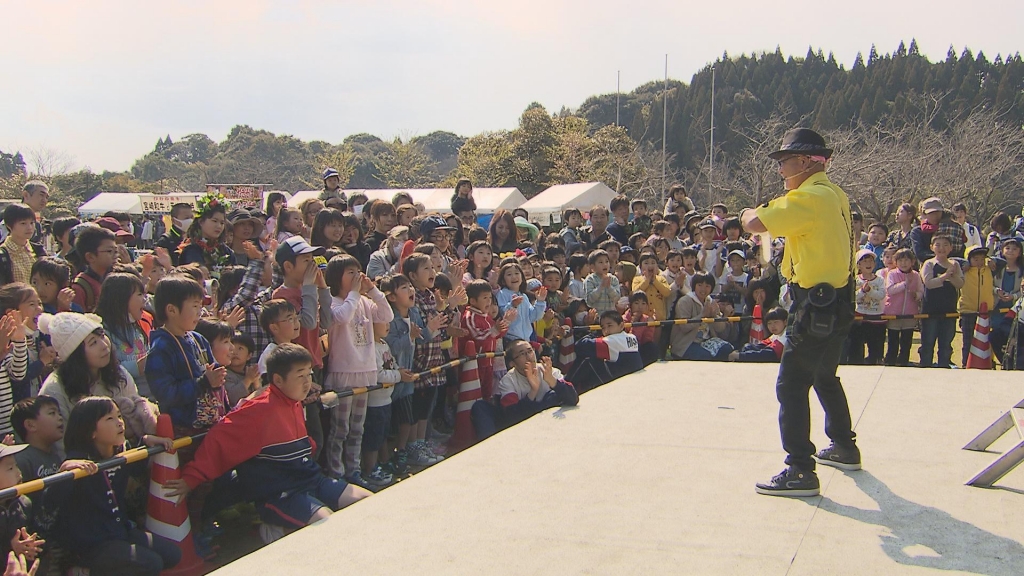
left=0, top=444, right=27, bottom=460
left=699, top=219, right=717, bottom=230
left=275, top=235, right=325, bottom=266
left=322, top=167, right=341, bottom=180
left=95, top=217, right=135, bottom=242
left=420, top=215, right=454, bottom=239
left=921, top=197, right=944, bottom=214
left=727, top=249, right=746, bottom=260
left=856, top=248, right=877, bottom=262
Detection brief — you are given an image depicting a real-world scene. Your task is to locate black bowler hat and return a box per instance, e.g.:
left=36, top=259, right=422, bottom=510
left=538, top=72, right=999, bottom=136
left=767, top=128, right=833, bottom=160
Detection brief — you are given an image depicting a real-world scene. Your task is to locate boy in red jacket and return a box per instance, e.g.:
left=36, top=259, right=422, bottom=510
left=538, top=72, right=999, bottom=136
left=461, top=280, right=511, bottom=400
left=163, top=344, right=371, bottom=543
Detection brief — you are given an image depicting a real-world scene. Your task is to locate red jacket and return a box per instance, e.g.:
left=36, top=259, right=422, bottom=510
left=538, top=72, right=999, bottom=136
left=181, top=385, right=322, bottom=500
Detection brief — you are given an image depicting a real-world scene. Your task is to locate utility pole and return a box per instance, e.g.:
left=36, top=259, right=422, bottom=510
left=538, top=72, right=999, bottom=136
left=662, top=54, right=668, bottom=200
left=709, top=64, right=715, bottom=197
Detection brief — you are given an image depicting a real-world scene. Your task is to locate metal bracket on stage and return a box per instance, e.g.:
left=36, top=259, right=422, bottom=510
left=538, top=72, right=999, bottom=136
left=963, top=398, right=1024, bottom=487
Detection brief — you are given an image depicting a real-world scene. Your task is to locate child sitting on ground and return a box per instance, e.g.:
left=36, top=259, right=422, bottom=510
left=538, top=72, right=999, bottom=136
left=729, top=307, right=788, bottom=362
left=567, top=311, right=643, bottom=390
left=164, top=344, right=373, bottom=544
left=497, top=340, right=579, bottom=427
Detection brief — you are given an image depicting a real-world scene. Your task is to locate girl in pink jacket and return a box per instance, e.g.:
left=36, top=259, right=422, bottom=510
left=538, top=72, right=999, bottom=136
left=883, top=248, right=925, bottom=366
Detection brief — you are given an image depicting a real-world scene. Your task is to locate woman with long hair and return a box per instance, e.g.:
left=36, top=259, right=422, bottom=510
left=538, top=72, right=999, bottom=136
left=341, top=213, right=372, bottom=271
left=445, top=213, right=467, bottom=259
left=39, top=312, right=155, bottom=450
left=887, top=202, right=917, bottom=251
left=310, top=207, right=346, bottom=250
left=177, top=193, right=235, bottom=278
left=488, top=209, right=517, bottom=257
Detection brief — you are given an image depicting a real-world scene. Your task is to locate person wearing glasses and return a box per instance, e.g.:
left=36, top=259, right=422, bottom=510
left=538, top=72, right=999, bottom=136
left=740, top=128, right=860, bottom=498
left=70, top=226, right=119, bottom=313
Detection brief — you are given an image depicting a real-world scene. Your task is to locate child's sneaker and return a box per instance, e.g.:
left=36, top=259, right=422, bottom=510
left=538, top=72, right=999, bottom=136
left=407, top=441, right=440, bottom=466
left=258, top=522, right=286, bottom=544
left=347, top=469, right=371, bottom=489
left=365, top=465, right=394, bottom=487
left=392, top=448, right=411, bottom=475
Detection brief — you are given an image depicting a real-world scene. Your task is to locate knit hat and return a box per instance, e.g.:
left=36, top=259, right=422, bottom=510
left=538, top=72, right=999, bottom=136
left=38, top=312, right=103, bottom=361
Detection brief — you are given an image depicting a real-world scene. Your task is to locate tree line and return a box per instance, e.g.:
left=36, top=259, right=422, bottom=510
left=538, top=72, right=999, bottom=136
left=2, top=41, right=1021, bottom=224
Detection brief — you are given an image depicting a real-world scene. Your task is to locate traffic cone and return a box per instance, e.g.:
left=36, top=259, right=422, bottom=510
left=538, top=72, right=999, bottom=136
left=966, top=302, right=992, bottom=369
left=449, top=340, right=482, bottom=452
left=146, top=414, right=206, bottom=575
left=558, top=318, right=576, bottom=373
left=749, top=304, right=765, bottom=344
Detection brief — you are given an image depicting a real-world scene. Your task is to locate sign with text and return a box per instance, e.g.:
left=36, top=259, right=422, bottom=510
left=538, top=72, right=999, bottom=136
left=138, top=193, right=199, bottom=214
left=206, top=184, right=269, bottom=206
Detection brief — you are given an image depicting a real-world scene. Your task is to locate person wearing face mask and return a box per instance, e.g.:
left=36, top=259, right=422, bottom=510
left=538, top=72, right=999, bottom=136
left=740, top=128, right=860, bottom=498
left=155, top=203, right=196, bottom=267
left=367, top=226, right=409, bottom=281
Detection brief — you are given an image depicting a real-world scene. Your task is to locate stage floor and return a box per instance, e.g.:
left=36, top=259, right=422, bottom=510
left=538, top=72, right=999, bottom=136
left=213, top=363, right=1024, bottom=575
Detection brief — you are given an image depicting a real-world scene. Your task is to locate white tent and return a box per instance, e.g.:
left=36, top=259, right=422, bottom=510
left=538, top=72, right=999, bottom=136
left=520, top=182, right=618, bottom=225
left=285, top=187, right=526, bottom=216
left=78, top=192, right=143, bottom=217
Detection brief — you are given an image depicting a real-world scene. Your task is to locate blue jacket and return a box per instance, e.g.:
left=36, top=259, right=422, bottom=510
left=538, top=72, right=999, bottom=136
left=496, top=288, right=546, bottom=341
left=145, top=328, right=214, bottom=427
left=385, top=306, right=429, bottom=399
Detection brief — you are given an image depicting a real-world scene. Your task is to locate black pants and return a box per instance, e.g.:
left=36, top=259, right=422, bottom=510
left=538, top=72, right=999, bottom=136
left=847, top=321, right=885, bottom=364
left=884, top=329, right=914, bottom=366
left=84, top=528, right=181, bottom=576
left=776, top=284, right=857, bottom=472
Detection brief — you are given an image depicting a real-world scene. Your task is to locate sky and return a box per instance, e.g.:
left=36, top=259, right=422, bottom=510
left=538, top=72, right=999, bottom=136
left=2, top=0, right=1021, bottom=173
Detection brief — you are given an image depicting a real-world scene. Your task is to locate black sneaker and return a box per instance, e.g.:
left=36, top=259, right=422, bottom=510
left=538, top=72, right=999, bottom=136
left=755, top=467, right=820, bottom=497
left=813, top=443, right=862, bottom=471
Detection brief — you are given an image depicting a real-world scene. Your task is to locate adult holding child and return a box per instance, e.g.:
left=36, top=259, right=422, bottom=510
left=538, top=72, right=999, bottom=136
left=740, top=128, right=861, bottom=498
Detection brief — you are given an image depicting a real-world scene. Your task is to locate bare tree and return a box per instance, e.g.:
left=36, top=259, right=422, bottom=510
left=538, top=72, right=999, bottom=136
left=25, top=146, right=76, bottom=178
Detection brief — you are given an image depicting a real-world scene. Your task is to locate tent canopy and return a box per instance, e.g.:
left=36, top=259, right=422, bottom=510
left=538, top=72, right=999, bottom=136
left=286, top=187, right=525, bottom=216
left=520, top=182, right=618, bottom=225
left=79, top=192, right=143, bottom=217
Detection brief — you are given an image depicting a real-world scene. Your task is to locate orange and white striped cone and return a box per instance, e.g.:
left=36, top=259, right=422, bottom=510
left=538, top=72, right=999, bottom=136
left=967, top=302, right=992, bottom=370
left=749, top=304, right=765, bottom=344
left=449, top=340, right=482, bottom=452
left=558, top=318, right=576, bottom=373
left=146, top=414, right=206, bottom=575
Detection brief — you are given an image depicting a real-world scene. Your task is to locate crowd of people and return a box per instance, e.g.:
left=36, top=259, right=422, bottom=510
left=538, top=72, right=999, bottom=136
left=0, top=169, right=1019, bottom=574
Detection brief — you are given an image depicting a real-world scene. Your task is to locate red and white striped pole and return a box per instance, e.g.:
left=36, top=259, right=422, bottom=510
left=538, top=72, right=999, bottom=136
left=966, top=302, right=992, bottom=370
left=146, top=414, right=206, bottom=575
left=449, top=340, right=482, bottom=452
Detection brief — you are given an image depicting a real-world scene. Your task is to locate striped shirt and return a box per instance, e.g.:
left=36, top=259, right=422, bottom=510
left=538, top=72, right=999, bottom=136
left=0, top=340, right=29, bottom=435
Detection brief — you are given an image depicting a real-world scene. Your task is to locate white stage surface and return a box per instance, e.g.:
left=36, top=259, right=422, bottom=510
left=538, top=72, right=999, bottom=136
left=213, top=363, right=1024, bottom=575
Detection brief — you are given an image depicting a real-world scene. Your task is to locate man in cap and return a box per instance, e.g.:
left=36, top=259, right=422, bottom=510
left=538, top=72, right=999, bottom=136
left=740, top=128, right=861, bottom=497
left=910, top=197, right=966, bottom=263
left=320, top=168, right=347, bottom=203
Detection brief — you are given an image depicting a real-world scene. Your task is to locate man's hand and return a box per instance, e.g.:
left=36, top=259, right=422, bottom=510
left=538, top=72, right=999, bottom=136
left=205, top=364, right=227, bottom=388
left=540, top=356, right=557, bottom=387
left=162, top=479, right=191, bottom=503
left=524, top=361, right=541, bottom=393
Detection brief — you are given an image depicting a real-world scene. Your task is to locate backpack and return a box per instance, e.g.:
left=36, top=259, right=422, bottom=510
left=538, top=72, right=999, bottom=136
left=72, top=273, right=100, bottom=313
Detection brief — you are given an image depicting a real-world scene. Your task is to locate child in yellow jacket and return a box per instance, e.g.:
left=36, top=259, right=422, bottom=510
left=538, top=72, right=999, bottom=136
left=959, top=245, right=995, bottom=367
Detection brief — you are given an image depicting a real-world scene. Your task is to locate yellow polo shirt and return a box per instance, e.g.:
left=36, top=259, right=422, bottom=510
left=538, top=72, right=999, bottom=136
left=755, top=171, right=855, bottom=289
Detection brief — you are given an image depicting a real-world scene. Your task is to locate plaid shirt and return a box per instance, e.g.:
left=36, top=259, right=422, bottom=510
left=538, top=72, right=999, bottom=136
left=414, top=288, right=447, bottom=387
left=1, top=238, right=36, bottom=284
left=584, top=273, right=620, bottom=313
left=221, top=257, right=272, bottom=365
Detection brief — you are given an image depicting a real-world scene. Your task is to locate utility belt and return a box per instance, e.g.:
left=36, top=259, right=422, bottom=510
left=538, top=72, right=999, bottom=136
left=789, top=277, right=854, bottom=342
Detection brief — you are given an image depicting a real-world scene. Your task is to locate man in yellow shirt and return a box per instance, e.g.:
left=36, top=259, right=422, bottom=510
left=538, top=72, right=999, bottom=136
left=740, top=128, right=860, bottom=497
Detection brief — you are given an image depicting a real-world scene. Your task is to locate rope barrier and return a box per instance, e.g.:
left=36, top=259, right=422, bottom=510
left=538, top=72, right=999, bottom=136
left=571, top=312, right=967, bottom=331
left=0, top=433, right=205, bottom=501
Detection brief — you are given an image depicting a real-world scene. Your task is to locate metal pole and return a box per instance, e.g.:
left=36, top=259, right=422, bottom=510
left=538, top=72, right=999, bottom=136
left=616, top=70, right=620, bottom=127
left=662, top=55, right=668, bottom=200
left=709, top=65, right=715, bottom=197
